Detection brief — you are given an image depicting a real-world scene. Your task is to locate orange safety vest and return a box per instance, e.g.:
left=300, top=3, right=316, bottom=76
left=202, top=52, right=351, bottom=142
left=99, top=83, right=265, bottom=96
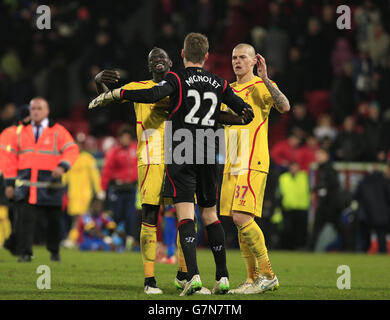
left=3, top=120, right=79, bottom=206
left=0, top=125, right=19, bottom=174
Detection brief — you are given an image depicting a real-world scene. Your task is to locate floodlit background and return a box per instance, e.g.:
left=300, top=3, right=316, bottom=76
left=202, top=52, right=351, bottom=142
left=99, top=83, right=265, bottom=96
left=0, top=0, right=390, bottom=257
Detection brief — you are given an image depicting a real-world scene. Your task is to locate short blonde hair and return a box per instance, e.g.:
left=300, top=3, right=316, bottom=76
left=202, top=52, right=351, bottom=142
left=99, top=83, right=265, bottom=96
left=184, top=33, right=209, bottom=64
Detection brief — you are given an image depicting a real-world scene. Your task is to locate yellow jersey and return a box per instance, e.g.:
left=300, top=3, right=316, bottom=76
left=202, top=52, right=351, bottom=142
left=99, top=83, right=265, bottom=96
left=63, top=150, right=101, bottom=215
left=222, top=76, right=276, bottom=174
left=121, top=80, right=170, bottom=166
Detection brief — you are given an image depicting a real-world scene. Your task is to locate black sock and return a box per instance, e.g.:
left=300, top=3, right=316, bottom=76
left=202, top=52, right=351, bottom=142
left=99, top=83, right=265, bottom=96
left=206, top=220, right=229, bottom=281
left=178, top=219, right=199, bottom=280
left=144, top=277, right=157, bottom=287
left=176, top=271, right=187, bottom=281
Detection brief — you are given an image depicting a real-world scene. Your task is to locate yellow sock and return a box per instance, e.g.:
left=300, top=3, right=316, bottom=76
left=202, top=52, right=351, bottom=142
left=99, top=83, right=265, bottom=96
left=68, top=228, right=79, bottom=242
left=239, top=219, right=274, bottom=279
left=0, top=206, right=11, bottom=246
left=140, top=223, right=157, bottom=278
left=176, top=232, right=187, bottom=273
left=238, top=228, right=259, bottom=282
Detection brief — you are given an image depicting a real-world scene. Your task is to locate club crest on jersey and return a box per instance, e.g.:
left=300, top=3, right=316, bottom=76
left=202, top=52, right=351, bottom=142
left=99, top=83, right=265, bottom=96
left=239, top=200, right=246, bottom=206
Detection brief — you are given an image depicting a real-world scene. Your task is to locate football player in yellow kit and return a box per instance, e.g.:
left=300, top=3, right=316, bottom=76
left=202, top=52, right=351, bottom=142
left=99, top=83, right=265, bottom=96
left=95, top=48, right=175, bottom=294
left=220, top=43, right=290, bottom=294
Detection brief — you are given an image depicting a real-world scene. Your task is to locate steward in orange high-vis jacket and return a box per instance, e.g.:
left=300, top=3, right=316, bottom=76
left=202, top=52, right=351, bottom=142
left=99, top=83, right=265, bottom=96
left=3, top=116, right=79, bottom=206
left=3, top=97, right=79, bottom=262
left=3, top=120, right=79, bottom=206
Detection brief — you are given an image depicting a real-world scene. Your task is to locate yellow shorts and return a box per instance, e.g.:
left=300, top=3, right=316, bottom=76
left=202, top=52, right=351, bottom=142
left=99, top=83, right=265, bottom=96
left=138, top=164, right=165, bottom=206
left=220, top=170, right=267, bottom=217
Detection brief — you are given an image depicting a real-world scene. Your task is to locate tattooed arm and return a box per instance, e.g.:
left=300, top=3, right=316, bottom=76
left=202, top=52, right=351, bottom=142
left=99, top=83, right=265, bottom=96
left=263, top=77, right=290, bottom=113
left=256, top=53, right=290, bottom=114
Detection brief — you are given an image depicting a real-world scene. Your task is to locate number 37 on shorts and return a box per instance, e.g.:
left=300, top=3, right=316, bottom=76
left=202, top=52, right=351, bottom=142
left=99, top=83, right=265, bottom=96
left=235, top=185, right=249, bottom=206
left=220, top=170, right=268, bottom=217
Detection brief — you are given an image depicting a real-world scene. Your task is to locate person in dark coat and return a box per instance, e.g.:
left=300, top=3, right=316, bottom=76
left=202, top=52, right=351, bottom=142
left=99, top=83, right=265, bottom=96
left=287, top=103, right=316, bottom=141
left=309, top=148, right=346, bottom=250
left=359, top=103, right=384, bottom=162
left=354, top=164, right=390, bottom=253
left=332, top=116, right=364, bottom=162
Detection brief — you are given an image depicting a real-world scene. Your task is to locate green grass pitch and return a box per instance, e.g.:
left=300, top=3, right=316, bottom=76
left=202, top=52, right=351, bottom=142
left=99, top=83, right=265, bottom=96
left=0, top=246, right=389, bottom=300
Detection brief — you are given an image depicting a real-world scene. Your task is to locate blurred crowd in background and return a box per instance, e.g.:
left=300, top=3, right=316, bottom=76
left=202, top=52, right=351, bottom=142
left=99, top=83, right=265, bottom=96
left=1, top=0, right=390, bottom=255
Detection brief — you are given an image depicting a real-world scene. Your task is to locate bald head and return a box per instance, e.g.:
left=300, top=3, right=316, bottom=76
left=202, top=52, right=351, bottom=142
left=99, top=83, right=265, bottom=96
left=30, top=97, right=49, bottom=124
left=232, top=43, right=257, bottom=79
left=148, top=47, right=169, bottom=61
left=233, top=43, right=256, bottom=58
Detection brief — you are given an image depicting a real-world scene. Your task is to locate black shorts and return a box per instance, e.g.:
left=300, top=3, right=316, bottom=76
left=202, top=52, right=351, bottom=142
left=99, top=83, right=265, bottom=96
left=163, top=163, right=217, bottom=207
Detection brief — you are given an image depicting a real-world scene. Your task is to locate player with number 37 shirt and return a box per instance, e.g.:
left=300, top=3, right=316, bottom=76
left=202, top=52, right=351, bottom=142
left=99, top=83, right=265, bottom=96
left=220, top=43, right=290, bottom=295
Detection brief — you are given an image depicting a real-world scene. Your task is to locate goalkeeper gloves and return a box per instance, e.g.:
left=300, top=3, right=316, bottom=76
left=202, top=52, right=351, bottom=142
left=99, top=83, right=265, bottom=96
left=88, top=88, right=122, bottom=109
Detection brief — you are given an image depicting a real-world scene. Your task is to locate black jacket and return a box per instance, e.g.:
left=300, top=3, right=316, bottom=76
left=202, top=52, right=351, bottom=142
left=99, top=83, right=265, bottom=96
left=333, top=131, right=363, bottom=162
left=314, top=161, right=340, bottom=201
left=313, top=161, right=350, bottom=216
left=355, top=171, right=390, bottom=227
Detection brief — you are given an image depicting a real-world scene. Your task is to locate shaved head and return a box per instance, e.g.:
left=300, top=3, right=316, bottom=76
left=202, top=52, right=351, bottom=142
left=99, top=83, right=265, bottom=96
left=233, top=43, right=256, bottom=58
left=232, top=43, right=257, bottom=80
left=148, top=47, right=169, bottom=61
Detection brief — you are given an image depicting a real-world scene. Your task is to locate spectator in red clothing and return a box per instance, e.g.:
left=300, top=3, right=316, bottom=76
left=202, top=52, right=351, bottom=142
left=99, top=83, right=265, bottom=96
left=101, top=126, right=138, bottom=245
left=296, top=135, right=320, bottom=172
left=270, top=134, right=301, bottom=171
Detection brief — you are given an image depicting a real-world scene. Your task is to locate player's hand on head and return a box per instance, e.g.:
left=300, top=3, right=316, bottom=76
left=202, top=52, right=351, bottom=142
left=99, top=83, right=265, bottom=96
left=95, top=70, right=120, bottom=84
left=241, top=107, right=255, bottom=124
left=256, top=53, right=268, bottom=80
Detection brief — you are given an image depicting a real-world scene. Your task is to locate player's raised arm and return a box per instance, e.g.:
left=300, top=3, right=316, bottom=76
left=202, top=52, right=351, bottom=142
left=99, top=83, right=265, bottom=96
left=88, top=74, right=176, bottom=110
left=94, top=70, right=120, bottom=94
left=119, top=82, right=174, bottom=104
left=256, top=53, right=290, bottom=114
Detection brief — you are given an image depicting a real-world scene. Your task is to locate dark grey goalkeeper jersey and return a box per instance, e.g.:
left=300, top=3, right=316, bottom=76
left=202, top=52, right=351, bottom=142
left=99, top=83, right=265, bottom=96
left=121, top=67, right=252, bottom=165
